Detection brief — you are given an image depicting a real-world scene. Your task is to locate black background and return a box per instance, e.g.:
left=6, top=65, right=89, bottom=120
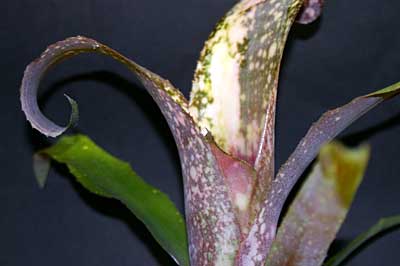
left=1, top=0, right=400, bottom=265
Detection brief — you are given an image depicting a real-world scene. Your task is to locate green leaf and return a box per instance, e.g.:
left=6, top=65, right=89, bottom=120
left=324, top=215, right=400, bottom=266
left=36, top=134, right=189, bottom=266
left=266, top=142, right=370, bottom=266
left=238, top=81, right=400, bottom=265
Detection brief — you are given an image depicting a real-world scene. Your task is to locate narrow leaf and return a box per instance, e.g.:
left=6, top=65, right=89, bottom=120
left=324, top=215, right=400, bottom=266
left=20, top=36, right=241, bottom=265
left=20, top=36, right=188, bottom=138
left=237, top=81, right=400, bottom=265
left=38, top=134, right=189, bottom=265
left=266, top=142, right=370, bottom=266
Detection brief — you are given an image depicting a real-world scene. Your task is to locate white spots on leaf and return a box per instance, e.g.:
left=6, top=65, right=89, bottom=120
left=260, top=223, right=266, bottom=235
left=235, top=192, right=250, bottom=211
left=267, top=73, right=272, bottom=83
left=268, top=42, right=277, bottom=59
left=190, top=166, right=198, bottom=181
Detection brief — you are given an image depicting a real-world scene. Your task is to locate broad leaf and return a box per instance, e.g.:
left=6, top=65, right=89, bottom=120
left=237, top=81, right=400, bottom=265
left=190, top=0, right=303, bottom=166
left=325, top=215, right=400, bottom=266
left=35, top=134, right=189, bottom=265
left=20, top=36, right=241, bottom=265
left=266, top=142, right=370, bottom=266
left=189, top=0, right=306, bottom=237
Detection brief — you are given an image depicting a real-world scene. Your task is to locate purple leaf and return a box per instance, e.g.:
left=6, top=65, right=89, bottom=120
left=210, top=139, right=257, bottom=233
left=19, top=36, right=241, bottom=265
left=236, top=81, right=400, bottom=266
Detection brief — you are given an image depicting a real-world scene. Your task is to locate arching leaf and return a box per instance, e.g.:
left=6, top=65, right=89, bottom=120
left=324, top=215, right=400, bottom=266
left=35, top=134, right=189, bottom=265
left=237, top=81, right=400, bottom=265
left=20, top=36, right=241, bottom=265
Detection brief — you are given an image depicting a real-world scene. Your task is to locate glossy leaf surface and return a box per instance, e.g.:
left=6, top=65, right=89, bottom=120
left=35, top=134, right=189, bottom=265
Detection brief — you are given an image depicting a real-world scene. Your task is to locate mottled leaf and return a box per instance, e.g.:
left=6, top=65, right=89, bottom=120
left=325, top=215, right=400, bottom=266
left=190, top=0, right=303, bottom=166
left=37, top=134, right=189, bottom=265
left=237, top=81, right=400, bottom=266
left=296, top=0, right=324, bottom=24
left=20, top=36, right=241, bottom=265
left=266, top=142, right=370, bottom=266
left=189, top=0, right=305, bottom=238
left=210, top=139, right=257, bottom=234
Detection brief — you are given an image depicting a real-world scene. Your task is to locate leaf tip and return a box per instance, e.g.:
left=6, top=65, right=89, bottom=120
left=64, top=93, right=79, bottom=128
left=33, top=153, right=51, bottom=188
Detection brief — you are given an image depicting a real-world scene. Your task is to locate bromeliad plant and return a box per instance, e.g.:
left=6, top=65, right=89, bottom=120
left=20, top=0, right=400, bottom=265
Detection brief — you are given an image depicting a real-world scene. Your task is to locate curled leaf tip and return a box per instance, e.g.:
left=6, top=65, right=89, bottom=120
left=64, top=94, right=79, bottom=128
left=20, top=39, right=87, bottom=137
left=296, top=0, right=324, bottom=24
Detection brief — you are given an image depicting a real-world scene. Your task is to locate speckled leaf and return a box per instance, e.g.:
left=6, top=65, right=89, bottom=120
left=325, top=215, right=400, bottom=266
left=190, top=0, right=303, bottom=165
left=209, top=139, right=257, bottom=234
left=236, top=81, right=400, bottom=266
left=189, top=0, right=305, bottom=232
left=20, top=36, right=241, bottom=265
left=266, top=142, right=370, bottom=266
left=37, top=134, right=189, bottom=265
left=296, top=0, right=324, bottom=24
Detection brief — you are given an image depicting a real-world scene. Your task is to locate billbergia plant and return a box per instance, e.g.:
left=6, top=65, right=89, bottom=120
left=20, top=0, right=399, bottom=265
